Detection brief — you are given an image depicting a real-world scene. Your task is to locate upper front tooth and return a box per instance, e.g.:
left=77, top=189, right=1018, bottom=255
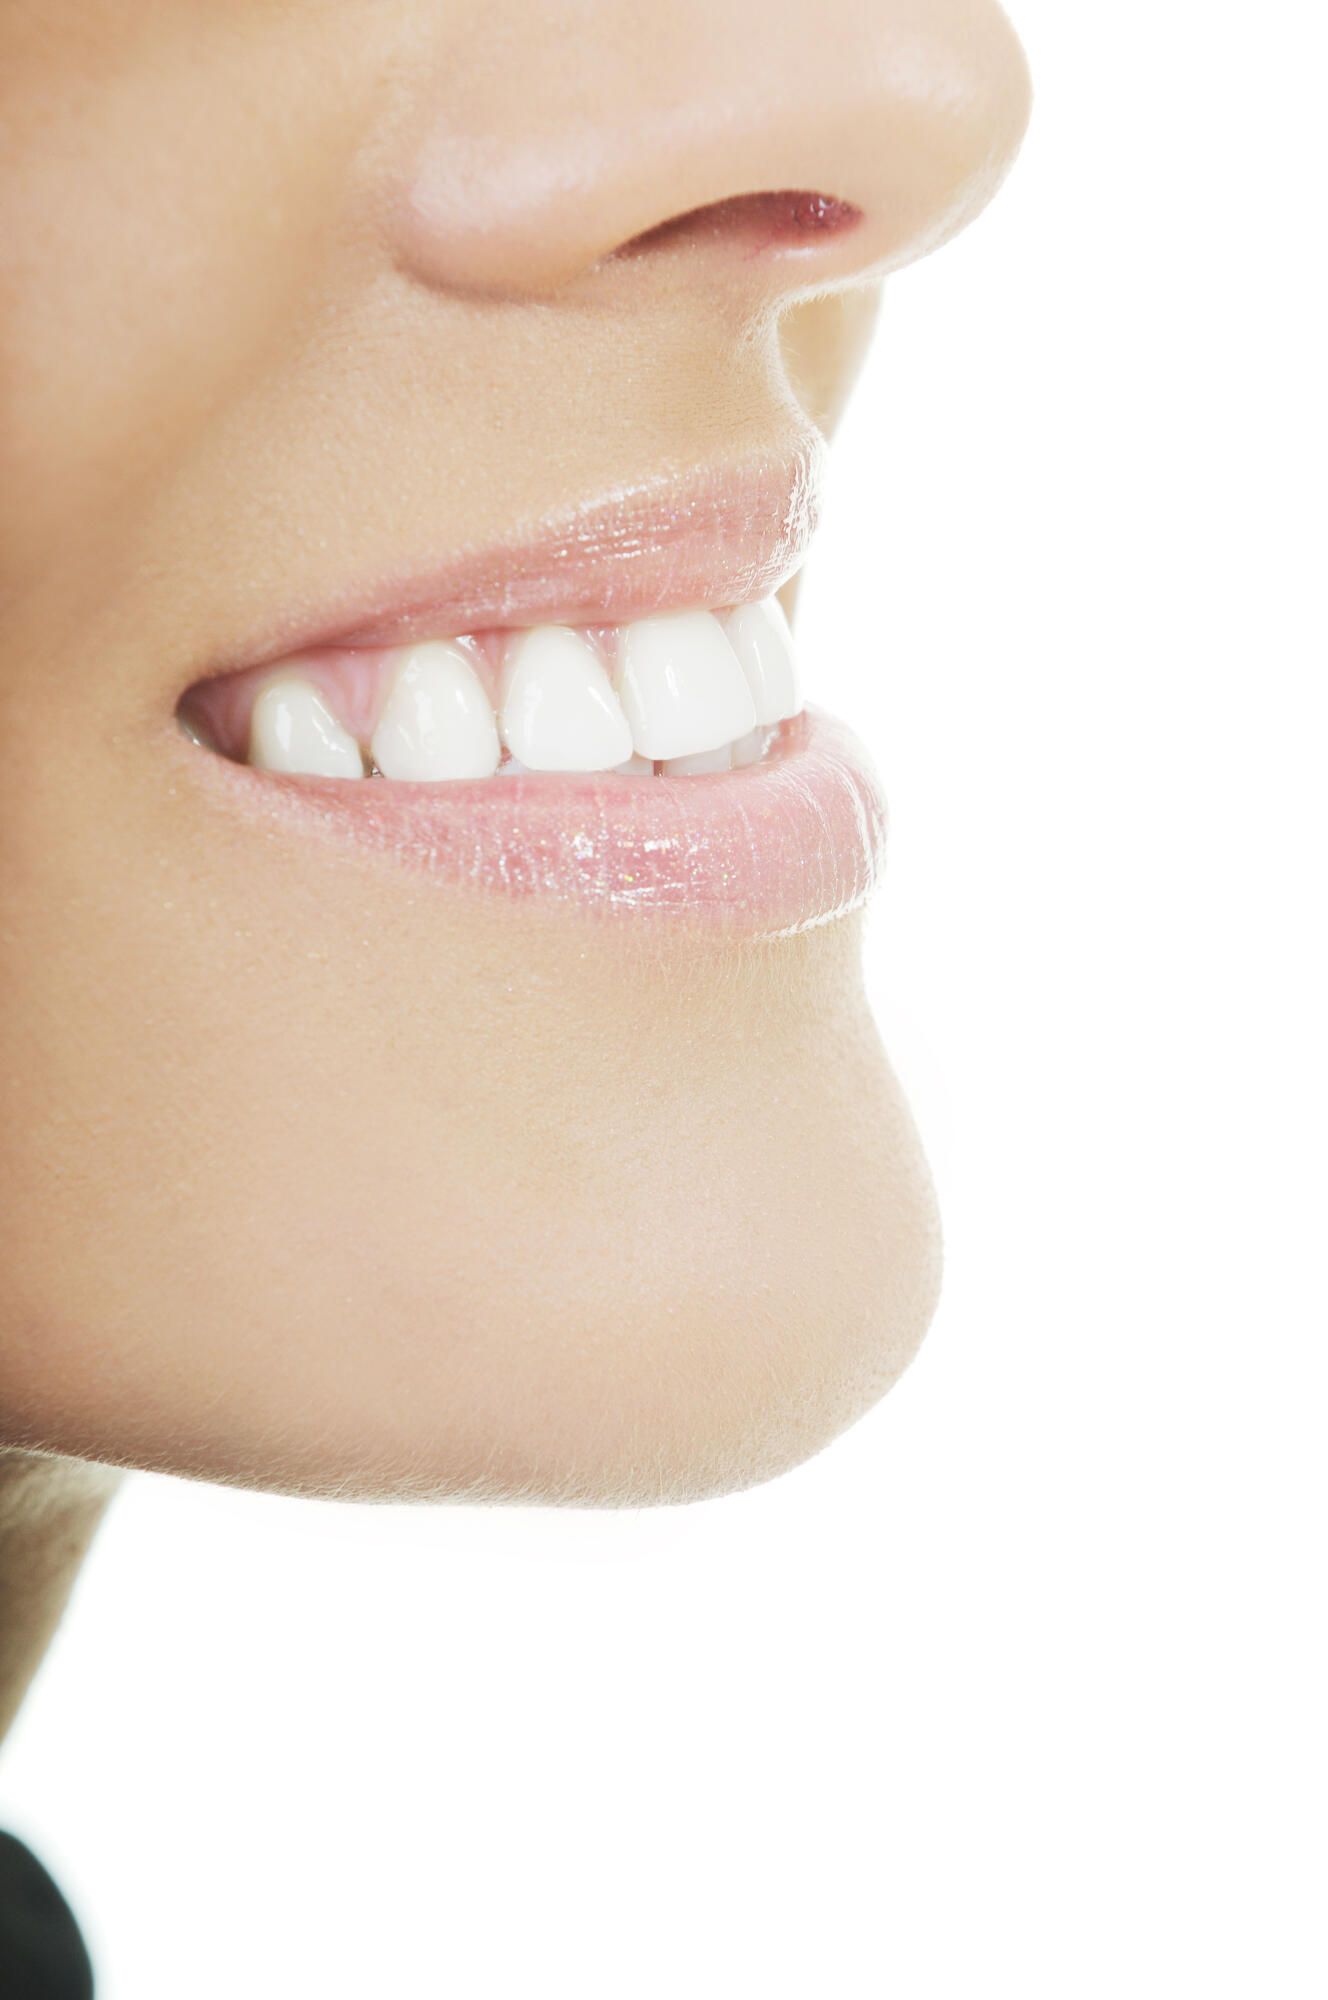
left=370, top=641, right=500, bottom=781
left=722, top=598, right=801, bottom=726
left=499, top=626, right=634, bottom=772
left=249, top=676, right=364, bottom=777
left=616, top=610, right=757, bottom=761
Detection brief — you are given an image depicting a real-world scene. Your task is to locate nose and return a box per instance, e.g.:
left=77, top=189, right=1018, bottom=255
left=394, top=0, right=1031, bottom=301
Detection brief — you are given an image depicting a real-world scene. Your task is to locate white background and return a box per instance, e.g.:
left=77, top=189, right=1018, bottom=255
left=3, top=1, right=1325, bottom=1992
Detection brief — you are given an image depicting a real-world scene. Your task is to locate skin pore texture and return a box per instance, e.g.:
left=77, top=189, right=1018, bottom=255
left=0, top=0, right=1031, bottom=1714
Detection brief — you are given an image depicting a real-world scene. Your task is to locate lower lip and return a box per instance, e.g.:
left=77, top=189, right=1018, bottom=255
left=178, top=707, right=885, bottom=938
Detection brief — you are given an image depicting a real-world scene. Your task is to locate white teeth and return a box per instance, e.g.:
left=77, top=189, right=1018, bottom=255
left=249, top=676, right=365, bottom=778
left=661, top=743, right=733, bottom=777
left=616, top=610, right=757, bottom=761
left=499, top=626, right=634, bottom=772
left=236, top=601, right=798, bottom=782
left=722, top=598, right=801, bottom=726
left=370, top=641, right=500, bottom=781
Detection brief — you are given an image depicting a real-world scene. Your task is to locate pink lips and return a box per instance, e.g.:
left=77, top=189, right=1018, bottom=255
left=186, top=710, right=884, bottom=935
left=210, top=442, right=825, bottom=668
left=180, top=440, right=887, bottom=936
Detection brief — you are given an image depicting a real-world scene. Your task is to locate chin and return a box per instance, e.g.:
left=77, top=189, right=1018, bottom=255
left=0, top=893, right=938, bottom=1508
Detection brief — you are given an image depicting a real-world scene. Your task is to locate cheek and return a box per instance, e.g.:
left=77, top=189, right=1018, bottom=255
left=0, top=757, right=938, bottom=1501
left=0, top=8, right=358, bottom=596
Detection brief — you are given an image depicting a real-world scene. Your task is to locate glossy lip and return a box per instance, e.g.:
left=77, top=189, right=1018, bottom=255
left=180, top=709, right=886, bottom=939
left=199, top=437, right=824, bottom=673
left=180, top=436, right=886, bottom=937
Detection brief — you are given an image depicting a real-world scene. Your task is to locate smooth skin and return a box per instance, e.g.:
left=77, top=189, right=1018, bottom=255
left=0, top=0, right=1029, bottom=1703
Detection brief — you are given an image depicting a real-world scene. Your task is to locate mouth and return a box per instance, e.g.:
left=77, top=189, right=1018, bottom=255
left=175, top=443, right=885, bottom=936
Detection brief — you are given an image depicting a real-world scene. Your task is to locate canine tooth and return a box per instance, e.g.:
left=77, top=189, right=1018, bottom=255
left=661, top=743, right=733, bottom=776
left=249, top=676, right=364, bottom=777
left=731, top=728, right=766, bottom=768
left=616, top=610, right=756, bottom=760
left=500, top=626, right=633, bottom=772
left=371, top=642, right=500, bottom=781
left=723, top=599, right=801, bottom=725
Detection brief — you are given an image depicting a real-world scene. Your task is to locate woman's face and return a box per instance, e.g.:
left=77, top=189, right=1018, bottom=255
left=0, top=0, right=1028, bottom=1502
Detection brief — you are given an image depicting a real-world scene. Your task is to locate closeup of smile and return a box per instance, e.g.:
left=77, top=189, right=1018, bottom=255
left=175, top=451, right=886, bottom=936
left=0, top=0, right=1032, bottom=1516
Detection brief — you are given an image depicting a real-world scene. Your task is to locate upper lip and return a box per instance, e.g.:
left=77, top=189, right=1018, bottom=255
left=211, top=433, right=824, bottom=675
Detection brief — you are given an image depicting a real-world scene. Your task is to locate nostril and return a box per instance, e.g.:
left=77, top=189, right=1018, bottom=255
left=616, top=189, right=862, bottom=261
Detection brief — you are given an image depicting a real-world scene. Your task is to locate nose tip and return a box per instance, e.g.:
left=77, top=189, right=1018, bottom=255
left=393, top=0, right=1031, bottom=302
